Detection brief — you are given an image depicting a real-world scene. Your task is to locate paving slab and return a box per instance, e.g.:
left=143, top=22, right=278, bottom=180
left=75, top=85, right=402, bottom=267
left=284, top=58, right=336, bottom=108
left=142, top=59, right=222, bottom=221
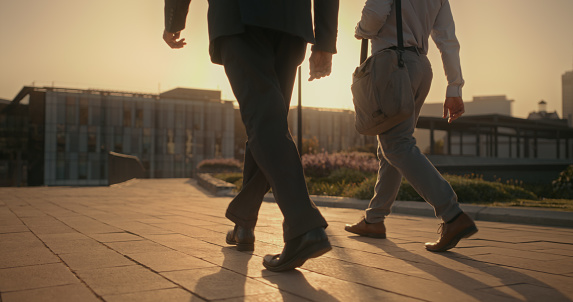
left=126, top=250, right=216, bottom=272
left=259, top=270, right=421, bottom=301
left=103, top=288, right=205, bottom=302
left=73, top=265, right=177, bottom=296
left=161, top=267, right=278, bottom=300
left=88, top=232, right=143, bottom=243
left=0, top=232, right=61, bottom=269
left=0, top=263, right=80, bottom=292
left=0, top=179, right=572, bottom=302
left=1, top=284, right=100, bottom=302
left=58, top=249, right=135, bottom=271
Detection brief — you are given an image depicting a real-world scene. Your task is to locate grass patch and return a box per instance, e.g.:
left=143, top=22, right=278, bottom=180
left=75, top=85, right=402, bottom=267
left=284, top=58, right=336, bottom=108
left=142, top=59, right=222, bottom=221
left=485, top=199, right=573, bottom=211
left=210, top=169, right=573, bottom=211
left=212, top=172, right=243, bottom=191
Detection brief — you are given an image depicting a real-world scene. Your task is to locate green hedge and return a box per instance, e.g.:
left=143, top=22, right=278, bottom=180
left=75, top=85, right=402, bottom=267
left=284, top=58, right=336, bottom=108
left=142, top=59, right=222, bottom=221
left=212, top=170, right=539, bottom=203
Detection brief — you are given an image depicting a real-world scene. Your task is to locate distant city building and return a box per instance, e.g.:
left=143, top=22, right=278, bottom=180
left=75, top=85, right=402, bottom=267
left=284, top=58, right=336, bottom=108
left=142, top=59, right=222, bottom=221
left=0, top=98, right=28, bottom=186
left=233, top=106, right=376, bottom=160
left=527, top=100, right=560, bottom=120
left=419, top=95, right=513, bottom=118
left=563, top=70, right=573, bottom=127
left=0, top=86, right=234, bottom=186
left=287, top=107, right=376, bottom=153
left=416, top=95, right=573, bottom=160
left=415, top=95, right=513, bottom=152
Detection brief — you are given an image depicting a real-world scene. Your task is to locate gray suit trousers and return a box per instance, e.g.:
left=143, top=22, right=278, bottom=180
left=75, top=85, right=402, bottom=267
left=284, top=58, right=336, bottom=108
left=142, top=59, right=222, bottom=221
left=365, top=51, right=462, bottom=223
left=218, top=26, right=327, bottom=241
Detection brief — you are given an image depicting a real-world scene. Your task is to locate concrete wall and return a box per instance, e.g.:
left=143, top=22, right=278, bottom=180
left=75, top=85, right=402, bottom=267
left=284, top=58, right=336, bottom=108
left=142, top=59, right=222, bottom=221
left=108, top=151, right=145, bottom=185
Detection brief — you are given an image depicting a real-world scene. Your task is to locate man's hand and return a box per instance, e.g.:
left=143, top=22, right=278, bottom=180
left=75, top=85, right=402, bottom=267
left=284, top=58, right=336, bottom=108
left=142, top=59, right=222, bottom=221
left=163, top=30, right=186, bottom=49
left=443, top=96, right=465, bottom=123
left=308, top=50, right=333, bottom=81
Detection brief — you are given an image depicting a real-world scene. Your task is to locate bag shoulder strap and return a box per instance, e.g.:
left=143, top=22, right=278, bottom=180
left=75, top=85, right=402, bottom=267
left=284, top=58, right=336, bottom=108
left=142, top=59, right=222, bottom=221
left=396, top=0, right=404, bottom=50
left=359, top=0, right=404, bottom=65
left=360, top=39, right=369, bottom=64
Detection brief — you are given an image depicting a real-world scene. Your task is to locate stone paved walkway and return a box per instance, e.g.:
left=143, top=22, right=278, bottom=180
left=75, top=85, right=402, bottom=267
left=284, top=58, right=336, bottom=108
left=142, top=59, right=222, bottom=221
left=1, top=179, right=572, bottom=301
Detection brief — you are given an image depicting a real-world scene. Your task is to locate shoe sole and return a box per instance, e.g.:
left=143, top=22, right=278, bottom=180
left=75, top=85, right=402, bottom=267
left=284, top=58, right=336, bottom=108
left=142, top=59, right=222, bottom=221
left=263, top=240, right=332, bottom=272
left=426, top=225, right=478, bottom=252
left=226, top=239, right=254, bottom=252
left=344, top=228, right=386, bottom=239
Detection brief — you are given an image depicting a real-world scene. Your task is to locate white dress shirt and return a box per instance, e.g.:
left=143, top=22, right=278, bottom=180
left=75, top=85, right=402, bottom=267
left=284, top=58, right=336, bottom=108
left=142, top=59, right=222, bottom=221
left=355, top=0, right=464, bottom=97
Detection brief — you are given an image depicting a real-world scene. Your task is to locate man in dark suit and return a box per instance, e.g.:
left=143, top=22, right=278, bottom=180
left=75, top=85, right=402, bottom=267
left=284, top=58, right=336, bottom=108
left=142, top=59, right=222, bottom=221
left=163, top=0, right=339, bottom=272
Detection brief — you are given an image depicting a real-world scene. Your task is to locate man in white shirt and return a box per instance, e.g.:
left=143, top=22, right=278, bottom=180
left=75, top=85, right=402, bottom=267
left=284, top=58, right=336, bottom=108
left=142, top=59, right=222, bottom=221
left=345, top=0, right=478, bottom=252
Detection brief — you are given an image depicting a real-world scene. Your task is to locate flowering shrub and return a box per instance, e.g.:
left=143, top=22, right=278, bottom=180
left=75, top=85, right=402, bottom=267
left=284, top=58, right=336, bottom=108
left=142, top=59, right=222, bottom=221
left=552, top=165, right=573, bottom=198
left=301, top=152, right=378, bottom=178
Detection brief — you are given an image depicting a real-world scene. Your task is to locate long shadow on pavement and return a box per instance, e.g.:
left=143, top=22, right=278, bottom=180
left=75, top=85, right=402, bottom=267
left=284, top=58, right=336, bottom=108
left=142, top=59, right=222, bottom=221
left=262, top=269, right=339, bottom=301
left=191, top=247, right=253, bottom=300
left=355, top=237, right=570, bottom=301
left=442, top=251, right=572, bottom=301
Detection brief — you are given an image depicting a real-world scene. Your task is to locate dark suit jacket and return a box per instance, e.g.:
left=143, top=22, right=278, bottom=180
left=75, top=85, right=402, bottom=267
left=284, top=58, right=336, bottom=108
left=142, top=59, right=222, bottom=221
left=164, top=0, right=338, bottom=64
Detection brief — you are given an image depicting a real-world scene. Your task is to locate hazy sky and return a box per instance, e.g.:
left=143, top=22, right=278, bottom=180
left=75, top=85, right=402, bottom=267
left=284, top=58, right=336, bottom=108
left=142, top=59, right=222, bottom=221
left=1, top=0, right=572, bottom=118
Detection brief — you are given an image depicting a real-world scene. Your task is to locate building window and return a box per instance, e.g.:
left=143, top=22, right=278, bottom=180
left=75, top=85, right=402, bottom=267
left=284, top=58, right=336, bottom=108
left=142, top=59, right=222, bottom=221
left=175, top=105, right=185, bottom=129
left=135, top=107, right=143, bottom=128
left=185, top=129, right=193, bottom=156
left=79, top=98, right=89, bottom=125
left=79, top=126, right=88, bottom=153
left=167, top=129, right=175, bottom=155
left=88, top=126, right=97, bottom=153
left=66, top=96, right=76, bottom=125
left=143, top=128, right=151, bottom=155
left=57, top=99, right=66, bottom=125
left=131, top=132, right=140, bottom=155
left=114, top=127, right=123, bottom=153
left=78, top=153, right=88, bottom=180
left=56, top=124, right=66, bottom=152
left=90, top=99, right=101, bottom=126
left=68, top=125, right=79, bottom=153
left=215, top=133, right=222, bottom=157
left=56, top=152, right=66, bottom=180
left=123, top=102, right=132, bottom=127
left=90, top=158, right=100, bottom=180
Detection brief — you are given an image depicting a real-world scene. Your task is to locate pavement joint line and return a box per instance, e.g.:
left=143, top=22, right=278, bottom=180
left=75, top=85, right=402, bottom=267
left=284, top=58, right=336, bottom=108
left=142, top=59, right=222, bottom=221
left=302, top=267, right=427, bottom=302
left=450, top=257, right=573, bottom=278
left=0, top=283, right=89, bottom=295
left=13, top=213, right=106, bottom=301
left=118, top=254, right=205, bottom=301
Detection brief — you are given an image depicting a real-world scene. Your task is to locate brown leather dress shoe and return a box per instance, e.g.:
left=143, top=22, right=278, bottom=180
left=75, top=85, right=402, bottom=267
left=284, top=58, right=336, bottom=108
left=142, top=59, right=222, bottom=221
left=425, top=212, right=478, bottom=252
left=344, top=217, right=386, bottom=238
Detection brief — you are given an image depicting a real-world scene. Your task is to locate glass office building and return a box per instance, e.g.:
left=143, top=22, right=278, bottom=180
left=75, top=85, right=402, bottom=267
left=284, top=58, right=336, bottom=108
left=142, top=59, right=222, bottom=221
left=3, top=86, right=234, bottom=186
left=0, top=99, right=28, bottom=186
